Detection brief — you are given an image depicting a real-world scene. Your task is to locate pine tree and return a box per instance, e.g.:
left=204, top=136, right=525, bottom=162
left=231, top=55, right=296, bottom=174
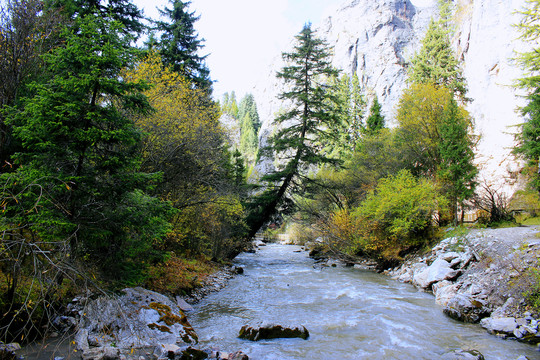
left=155, top=0, right=211, bottom=91
left=44, top=0, right=144, bottom=36
left=246, top=24, right=339, bottom=238
left=366, top=96, right=385, bottom=134
left=327, top=73, right=365, bottom=154
left=3, top=16, right=171, bottom=282
left=408, top=19, right=467, bottom=99
left=239, top=113, right=258, bottom=157
left=227, top=91, right=239, bottom=118
left=514, top=1, right=540, bottom=192
left=437, top=97, right=477, bottom=224
left=238, top=94, right=261, bottom=133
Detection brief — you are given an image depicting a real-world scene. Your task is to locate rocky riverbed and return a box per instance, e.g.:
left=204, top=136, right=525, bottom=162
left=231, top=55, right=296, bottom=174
left=385, top=226, right=540, bottom=347
left=9, top=265, right=247, bottom=360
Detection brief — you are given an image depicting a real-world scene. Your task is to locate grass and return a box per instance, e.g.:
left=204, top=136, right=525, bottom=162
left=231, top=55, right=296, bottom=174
left=443, top=225, right=470, bottom=239
left=521, top=216, right=540, bottom=226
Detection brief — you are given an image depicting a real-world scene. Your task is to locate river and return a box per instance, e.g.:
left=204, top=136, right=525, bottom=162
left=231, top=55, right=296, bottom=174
left=190, top=244, right=540, bottom=360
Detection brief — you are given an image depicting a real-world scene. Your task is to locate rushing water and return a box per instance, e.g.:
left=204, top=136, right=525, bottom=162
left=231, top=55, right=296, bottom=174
left=190, top=244, right=540, bottom=360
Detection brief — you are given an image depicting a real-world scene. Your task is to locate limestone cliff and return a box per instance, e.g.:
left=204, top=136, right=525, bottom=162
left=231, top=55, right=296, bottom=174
left=253, top=0, right=529, bottom=194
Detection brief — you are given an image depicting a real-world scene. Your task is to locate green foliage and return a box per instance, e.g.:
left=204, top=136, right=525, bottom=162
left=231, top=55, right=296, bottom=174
left=154, top=0, right=211, bottom=91
left=523, top=260, right=540, bottom=312
left=321, top=170, right=445, bottom=265
left=355, top=169, right=445, bottom=246
left=221, top=91, right=239, bottom=118
left=514, top=1, right=540, bottom=192
left=3, top=16, right=168, bottom=283
left=327, top=73, right=365, bottom=155
left=45, top=0, right=144, bottom=36
left=0, top=0, right=60, bottom=167
left=437, top=96, right=478, bottom=223
left=515, top=0, right=540, bottom=91
left=238, top=93, right=261, bottom=132
left=124, top=52, right=248, bottom=260
left=408, top=18, right=467, bottom=99
left=246, top=23, right=340, bottom=238
left=515, top=88, right=540, bottom=191
left=365, top=96, right=385, bottom=134
left=236, top=94, right=260, bottom=161
left=396, top=83, right=452, bottom=176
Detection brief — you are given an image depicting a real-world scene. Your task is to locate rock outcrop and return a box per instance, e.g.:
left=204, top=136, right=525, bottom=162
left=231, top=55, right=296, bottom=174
left=74, top=287, right=198, bottom=358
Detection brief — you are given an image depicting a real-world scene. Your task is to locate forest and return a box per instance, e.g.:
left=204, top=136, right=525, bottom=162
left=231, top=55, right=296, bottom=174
left=1, top=0, right=540, bottom=345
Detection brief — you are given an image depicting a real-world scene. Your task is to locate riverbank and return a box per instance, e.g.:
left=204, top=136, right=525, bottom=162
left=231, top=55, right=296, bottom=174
left=384, top=226, right=540, bottom=346
left=12, top=264, right=245, bottom=360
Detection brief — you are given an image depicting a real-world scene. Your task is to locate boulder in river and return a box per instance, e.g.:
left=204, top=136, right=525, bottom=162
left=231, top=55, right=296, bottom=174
left=441, top=349, right=485, bottom=360
left=238, top=322, right=309, bottom=341
left=443, top=294, right=490, bottom=323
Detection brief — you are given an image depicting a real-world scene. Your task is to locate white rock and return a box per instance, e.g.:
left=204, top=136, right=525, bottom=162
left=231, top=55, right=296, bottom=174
left=433, top=280, right=458, bottom=306
left=441, top=252, right=461, bottom=262
left=153, top=343, right=181, bottom=359
left=413, top=258, right=459, bottom=289
left=480, top=317, right=518, bottom=334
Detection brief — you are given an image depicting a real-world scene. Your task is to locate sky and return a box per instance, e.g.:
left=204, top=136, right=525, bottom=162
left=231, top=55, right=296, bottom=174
left=133, top=0, right=345, bottom=100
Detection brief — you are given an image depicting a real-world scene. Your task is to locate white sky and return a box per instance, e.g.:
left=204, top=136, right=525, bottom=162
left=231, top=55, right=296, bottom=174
left=133, top=0, right=345, bottom=100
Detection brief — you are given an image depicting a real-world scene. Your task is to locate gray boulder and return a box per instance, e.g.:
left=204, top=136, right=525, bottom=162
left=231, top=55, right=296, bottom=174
left=480, top=317, right=518, bottom=336
left=75, top=287, right=198, bottom=356
left=413, top=258, right=459, bottom=289
left=433, top=280, right=458, bottom=307
left=441, top=349, right=485, bottom=360
left=443, top=294, right=490, bottom=323
left=238, top=322, right=309, bottom=341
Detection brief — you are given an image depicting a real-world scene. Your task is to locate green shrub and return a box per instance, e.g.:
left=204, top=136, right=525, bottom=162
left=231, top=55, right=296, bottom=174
left=351, top=170, right=446, bottom=262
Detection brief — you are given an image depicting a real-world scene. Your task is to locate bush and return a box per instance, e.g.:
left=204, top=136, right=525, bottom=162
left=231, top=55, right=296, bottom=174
left=145, top=253, right=217, bottom=296
left=351, top=170, right=446, bottom=262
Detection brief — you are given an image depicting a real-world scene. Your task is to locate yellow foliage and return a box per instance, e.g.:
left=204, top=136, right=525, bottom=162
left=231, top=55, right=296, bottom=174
left=123, top=51, right=224, bottom=202
left=396, top=83, right=470, bottom=177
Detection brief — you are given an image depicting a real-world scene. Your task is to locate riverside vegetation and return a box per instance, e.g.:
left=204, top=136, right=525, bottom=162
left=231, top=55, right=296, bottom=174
left=2, top=0, right=540, bottom=358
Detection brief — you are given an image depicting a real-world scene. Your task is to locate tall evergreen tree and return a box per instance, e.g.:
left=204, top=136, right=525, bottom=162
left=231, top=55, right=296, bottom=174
left=514, top=0, right=540, bottom=192
left=0, top=0, right=60, bottom=167
left=238, top=93, right=261, bottom=133
left=408, top=18, right=467, bottom=99
left=155, top=0, right=211, bottom=91
left=327, top=73, right=365, bottom=155
left=437, top=97, right=477, bottom=224
left=44, top=0, right=144, bottom=36
left=246, top=24, right=339, bottom=238
left=366, top=96, right=385, bottom=134
left=3, top=16, right=170, bottom=282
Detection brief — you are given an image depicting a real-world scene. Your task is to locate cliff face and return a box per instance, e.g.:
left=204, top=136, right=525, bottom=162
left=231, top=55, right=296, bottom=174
left=455, top=0, right=528, bottom=189
left=253, top=0, right=529, bottom=193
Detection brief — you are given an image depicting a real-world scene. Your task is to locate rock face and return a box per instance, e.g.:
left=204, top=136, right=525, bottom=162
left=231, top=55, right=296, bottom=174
left=75, top=287, right=198, bottom=357
left=238, top=323, right=309, bottom=341
left=253, top=0, right=529, bottom=193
